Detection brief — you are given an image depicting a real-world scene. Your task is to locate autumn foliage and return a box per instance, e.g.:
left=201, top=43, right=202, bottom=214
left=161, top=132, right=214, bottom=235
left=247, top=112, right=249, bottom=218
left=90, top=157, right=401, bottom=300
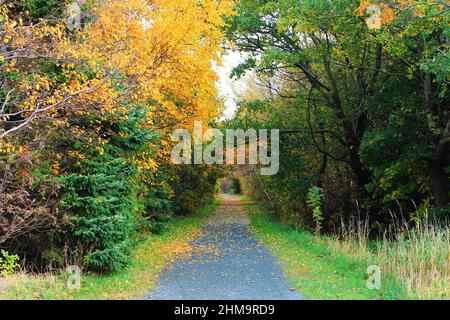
left=0, top=0, right=231, bottom=272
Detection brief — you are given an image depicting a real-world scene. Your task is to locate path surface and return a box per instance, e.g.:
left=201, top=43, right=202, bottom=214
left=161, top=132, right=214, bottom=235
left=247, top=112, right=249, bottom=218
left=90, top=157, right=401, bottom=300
left=144, top=195, right=302, bottom=300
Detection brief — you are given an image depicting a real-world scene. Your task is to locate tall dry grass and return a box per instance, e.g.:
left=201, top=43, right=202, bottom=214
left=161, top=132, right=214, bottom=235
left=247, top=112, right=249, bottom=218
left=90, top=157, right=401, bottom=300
left=325, top=214, right=450, bottom=299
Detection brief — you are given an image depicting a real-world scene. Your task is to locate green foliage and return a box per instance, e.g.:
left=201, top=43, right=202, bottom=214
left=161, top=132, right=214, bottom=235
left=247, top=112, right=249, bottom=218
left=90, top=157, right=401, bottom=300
left=20, top=0, right=62, bottom=18
left=229, top=179, right=241, bottom=194
left=359, top=110, right=433, bottom=202
left=226, top=0, right=450, bottom=231
left=61, top=144, right=139, bottom=272
left=171, top=164, right=225, bottom=216
left=227, top=100, right=327, bottom=229
left=307, top=187, right=324, bottom=236
left=0, top=250, right=20, bottom=276
left=140, top=184, right=172, bottom=234
left=59, top=107, right=157, bottom=272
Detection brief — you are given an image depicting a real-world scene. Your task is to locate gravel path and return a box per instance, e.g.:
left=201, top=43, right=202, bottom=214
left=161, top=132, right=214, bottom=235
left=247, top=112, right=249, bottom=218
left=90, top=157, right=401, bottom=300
left=144, top=195, right=302, bottom=300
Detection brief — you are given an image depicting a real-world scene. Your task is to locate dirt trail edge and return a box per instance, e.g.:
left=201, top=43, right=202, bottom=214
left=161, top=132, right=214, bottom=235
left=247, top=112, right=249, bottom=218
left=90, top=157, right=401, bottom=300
left=143, top=195, right=302, bottom=300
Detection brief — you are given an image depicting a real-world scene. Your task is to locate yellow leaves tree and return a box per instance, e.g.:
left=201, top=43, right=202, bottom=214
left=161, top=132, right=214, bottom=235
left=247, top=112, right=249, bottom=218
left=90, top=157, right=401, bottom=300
left=73, top=0, right=234, bottom=128
left=1, top=0, right=234, bottom=165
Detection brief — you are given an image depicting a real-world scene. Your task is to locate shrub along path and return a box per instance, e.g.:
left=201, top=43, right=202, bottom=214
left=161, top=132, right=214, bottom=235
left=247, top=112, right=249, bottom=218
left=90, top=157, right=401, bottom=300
left=144, top=194, right=302, bottom=300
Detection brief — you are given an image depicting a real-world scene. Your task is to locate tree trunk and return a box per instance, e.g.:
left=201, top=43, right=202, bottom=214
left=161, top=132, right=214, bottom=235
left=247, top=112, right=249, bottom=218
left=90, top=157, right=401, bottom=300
left=424, top=72, right=449, bottom=207
left=431, top=161, right=449, bottom=206
left=431, top=127, right=450, bottom=206
left=348, top=146, right=371, bottom=196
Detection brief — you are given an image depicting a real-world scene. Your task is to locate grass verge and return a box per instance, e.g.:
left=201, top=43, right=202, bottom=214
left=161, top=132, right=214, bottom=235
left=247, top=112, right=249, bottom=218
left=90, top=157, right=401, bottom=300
left=0, top=203, right=217, bottom=300
left=246, top=204, right=407, bottom=300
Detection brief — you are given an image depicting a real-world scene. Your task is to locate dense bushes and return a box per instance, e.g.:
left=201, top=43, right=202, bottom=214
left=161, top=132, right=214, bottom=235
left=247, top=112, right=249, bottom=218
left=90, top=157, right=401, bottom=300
left=171, top=164, right=225, bottom=216
left=0, top=146, right=66, bottom=268
left=0, top=250, right=19, bottom=276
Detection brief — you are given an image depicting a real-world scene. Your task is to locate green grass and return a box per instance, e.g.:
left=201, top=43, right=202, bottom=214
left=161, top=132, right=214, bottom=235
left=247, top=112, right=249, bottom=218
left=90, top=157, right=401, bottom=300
left=246, top=204, right=405, bottom=300
left=0, top=203, right=217, bottom=300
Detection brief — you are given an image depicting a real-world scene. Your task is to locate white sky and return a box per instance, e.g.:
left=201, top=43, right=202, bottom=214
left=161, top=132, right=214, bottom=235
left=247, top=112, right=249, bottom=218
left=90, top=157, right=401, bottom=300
left=214, top=51, right=249, bottom=120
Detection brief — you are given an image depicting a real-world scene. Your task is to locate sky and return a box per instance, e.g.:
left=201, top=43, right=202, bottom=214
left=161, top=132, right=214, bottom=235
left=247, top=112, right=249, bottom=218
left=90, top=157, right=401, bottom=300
left=214, top=51, right=249, bottom=120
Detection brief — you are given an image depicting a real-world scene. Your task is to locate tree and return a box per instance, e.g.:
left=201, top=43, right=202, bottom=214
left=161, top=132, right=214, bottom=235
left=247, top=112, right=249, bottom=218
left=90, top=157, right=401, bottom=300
left=225, top=0, right=449, bottom=228
left=0, top=0, right=233, bottom=271
left=226, top=0, right=386, bottom=200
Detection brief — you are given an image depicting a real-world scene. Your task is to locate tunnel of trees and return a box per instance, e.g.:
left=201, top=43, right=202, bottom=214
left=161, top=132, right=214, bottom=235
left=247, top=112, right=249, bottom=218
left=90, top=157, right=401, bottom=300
left=0, top=0, right=448, bottom=276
